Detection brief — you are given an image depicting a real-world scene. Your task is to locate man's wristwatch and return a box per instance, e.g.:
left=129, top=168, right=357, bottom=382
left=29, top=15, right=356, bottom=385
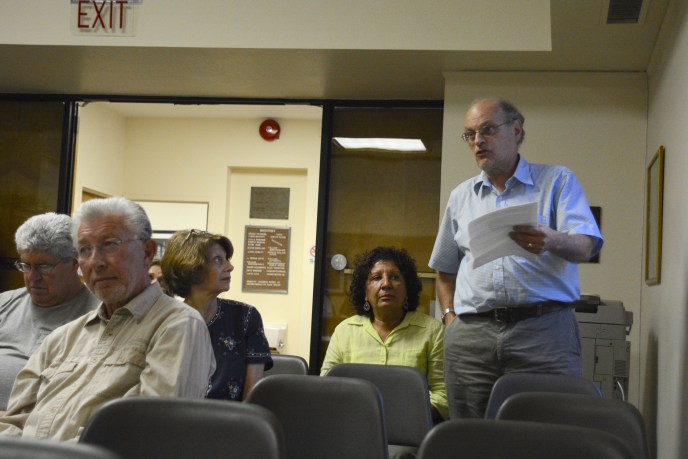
left=441, top=307, right=455, bottom=322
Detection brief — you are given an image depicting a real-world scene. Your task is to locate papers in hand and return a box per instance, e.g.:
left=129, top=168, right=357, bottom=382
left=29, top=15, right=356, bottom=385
left=468, top=202, right=538, bottom=269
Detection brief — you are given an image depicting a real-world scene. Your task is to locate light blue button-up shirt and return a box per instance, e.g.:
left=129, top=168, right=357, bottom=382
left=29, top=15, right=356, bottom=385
left=429, top=156, right=603, bottom=315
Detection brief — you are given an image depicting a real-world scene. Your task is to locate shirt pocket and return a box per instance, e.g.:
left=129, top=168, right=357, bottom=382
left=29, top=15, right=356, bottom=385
left=94, top=342, right=147, bottom=398
left=37, top=360, right=78, bottom=400
left=397, top=346, right=428, bottom=371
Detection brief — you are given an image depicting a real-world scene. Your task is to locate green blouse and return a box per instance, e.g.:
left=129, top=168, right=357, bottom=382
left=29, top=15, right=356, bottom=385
left=320, top=310, right=448, bottom=420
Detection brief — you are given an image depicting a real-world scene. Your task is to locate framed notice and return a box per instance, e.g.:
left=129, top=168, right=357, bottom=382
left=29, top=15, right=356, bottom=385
left=645, top=146, right=665, bottom=286
left=242, top=226, right=290, bottom=293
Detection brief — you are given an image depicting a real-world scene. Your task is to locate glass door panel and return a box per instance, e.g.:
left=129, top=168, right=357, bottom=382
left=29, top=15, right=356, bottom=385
left=0, top=100, right=67, bottom=292
left=319, top=107, right=443, bottom=368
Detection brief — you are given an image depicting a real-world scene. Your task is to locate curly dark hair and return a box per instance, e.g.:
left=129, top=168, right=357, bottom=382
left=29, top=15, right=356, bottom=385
left=348, top=246, right=422, bottom=319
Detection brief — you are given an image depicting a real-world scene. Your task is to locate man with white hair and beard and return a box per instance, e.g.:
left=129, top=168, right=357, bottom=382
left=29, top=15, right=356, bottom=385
left=0, top=197, right=214, bottom=441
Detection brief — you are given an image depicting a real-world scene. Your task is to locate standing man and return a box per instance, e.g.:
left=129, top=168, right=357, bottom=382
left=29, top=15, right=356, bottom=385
left=0, top=213, right=99, bottom=411
left=429, top=98, right=602, bottom=419
left=0, top=197, right=214, bottom=441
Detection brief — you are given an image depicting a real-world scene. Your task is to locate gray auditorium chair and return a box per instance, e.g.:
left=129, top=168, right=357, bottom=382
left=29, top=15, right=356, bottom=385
left=247, top=374, right=389, bottom=459
left=484, top=372, right=603, bottom=419
left=326, top=363, right=432, bottom=458
left=79, top=397, right=285, bottom=459
left=496, top=392, right=650, bottom=459
left=265, top=354, right=309, bottom=376
left=417, top=419, right=634, bottom=459
left=0, top=436, right=120, bottom=459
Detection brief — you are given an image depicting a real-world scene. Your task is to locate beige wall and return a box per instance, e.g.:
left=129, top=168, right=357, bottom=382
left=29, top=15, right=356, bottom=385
left=441, top=72, right=647, bottom=407
left=0, top=1, right=550, bottom=52
left=645, top=1, right=688, bottom=458
left=73, top=103, right=127, bottom=203
left=74, top=103, right=323, bottom=363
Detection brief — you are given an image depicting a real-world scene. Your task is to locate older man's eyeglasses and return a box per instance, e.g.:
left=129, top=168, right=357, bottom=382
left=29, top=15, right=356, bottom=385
left=77, top=239, right=139, bottom=259
left=15, top=258, right=69, bottom=275
left=461, top=120, right=512, bottom=143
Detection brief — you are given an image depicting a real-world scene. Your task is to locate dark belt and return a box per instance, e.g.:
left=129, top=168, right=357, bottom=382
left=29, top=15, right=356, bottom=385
left=461, top=301, right=573, bottom=323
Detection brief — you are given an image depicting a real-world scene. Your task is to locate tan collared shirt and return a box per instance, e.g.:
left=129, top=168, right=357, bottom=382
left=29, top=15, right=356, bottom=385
left=0, top=283, right=215, bottom=441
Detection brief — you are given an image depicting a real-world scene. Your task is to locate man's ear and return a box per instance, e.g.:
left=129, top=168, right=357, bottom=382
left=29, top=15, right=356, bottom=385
left=512, top=119, right=523, bottom=138
left=143, top=239, right=158, bottom=266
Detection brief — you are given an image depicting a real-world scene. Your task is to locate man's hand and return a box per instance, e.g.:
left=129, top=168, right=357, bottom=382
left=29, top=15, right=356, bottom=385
left=510, top=224, right=595, bottom=262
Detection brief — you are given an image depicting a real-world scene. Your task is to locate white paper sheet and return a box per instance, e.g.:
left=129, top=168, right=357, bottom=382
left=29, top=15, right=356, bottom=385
left=468, top=202, right=539, bottom=269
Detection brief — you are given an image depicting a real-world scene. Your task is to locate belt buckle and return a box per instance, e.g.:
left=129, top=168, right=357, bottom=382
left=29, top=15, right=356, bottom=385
left=493, top=308, right=511, bottom=323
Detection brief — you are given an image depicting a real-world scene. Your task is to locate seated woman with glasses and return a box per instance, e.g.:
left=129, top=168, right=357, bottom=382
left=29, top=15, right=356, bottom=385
left=320, top=246, right=448, bottom=424
left=161, top=229, right=272, bottom=401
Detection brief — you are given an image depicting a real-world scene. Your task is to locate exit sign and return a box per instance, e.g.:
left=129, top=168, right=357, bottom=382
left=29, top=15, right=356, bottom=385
left=70, top=0, right=140, bottom=36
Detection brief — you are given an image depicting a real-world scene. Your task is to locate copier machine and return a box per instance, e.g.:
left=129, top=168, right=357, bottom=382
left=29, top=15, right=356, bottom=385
left=574, top=296, right=633, bottom=400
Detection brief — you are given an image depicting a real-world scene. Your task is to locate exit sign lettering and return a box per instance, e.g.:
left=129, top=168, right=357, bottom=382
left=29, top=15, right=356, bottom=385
left=71, top=0, right=139, bottom=36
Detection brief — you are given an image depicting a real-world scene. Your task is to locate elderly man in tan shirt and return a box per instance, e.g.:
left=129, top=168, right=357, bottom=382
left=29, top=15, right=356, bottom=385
left=0, top=197, right=215, bottom=441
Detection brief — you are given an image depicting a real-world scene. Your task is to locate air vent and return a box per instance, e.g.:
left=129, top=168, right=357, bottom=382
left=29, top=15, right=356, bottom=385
left=607, top=0, right=643, bottom=24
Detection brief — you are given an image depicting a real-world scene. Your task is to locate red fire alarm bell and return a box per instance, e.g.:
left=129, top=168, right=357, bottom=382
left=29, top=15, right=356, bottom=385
left=259, top=119, right=281, bottom=141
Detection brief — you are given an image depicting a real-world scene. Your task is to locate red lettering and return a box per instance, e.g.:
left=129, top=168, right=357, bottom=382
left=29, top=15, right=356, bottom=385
left=76, top=0, right=129, bottom=32
left=117, top=1, right=128, bottom=29
left=92, top=1, right=107, bottom=29
left=77, top=1, right=89, bottom=29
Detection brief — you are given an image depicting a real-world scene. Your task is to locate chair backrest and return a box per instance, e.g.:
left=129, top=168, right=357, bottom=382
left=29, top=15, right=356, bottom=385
left=496, top=392, right=650, bottom=459
left=417, top=419, right=635, bottom=459
left=246, top=374, right=389, bottom=459
left=0, top=436, right=121, bottom=459
left=484, top=372, right=603, bottom=419
left=325, top=363, right=432, bottom=446
left=265, top=354, right=309, bottom=376
left=80, top=397, right=285, bottom=459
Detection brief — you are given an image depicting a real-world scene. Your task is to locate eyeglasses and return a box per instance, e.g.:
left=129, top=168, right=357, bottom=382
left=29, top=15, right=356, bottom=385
left=461, top=120, right=512, bottom=143
left=15, top=258, right=69, bottom=275
left=77, top=238, right=140, bottom=259
left=184, top=229, right=212, bottom=242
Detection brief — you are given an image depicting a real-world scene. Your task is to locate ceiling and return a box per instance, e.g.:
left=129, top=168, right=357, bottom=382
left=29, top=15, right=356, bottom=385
left=0, top=0, right=671, bottom=107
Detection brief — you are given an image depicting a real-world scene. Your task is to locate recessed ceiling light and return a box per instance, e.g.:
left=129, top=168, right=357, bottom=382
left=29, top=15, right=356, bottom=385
left=333, top=137, right=426, bottom=152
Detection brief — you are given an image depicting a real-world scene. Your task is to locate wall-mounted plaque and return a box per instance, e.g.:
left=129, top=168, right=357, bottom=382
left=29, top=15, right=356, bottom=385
left=250, top=187, right=290, bottom=219
left=242, top=225, right=290, bottom=293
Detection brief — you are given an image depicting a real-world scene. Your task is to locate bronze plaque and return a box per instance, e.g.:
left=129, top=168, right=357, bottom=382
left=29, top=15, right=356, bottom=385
left=242, top=226, right=290, bottom=293
left=249, top=187, right=290, bottom=220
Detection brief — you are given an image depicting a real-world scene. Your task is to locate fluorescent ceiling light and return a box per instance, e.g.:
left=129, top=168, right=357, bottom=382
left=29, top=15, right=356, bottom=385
left=334, top=137, right=426, bottom=152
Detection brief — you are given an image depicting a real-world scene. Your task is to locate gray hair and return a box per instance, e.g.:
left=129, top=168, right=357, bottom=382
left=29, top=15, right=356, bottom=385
left=72, top=197, right=152, bottom=244
left=471, top=97, right=526, bottom=147
left=15, top=212, right=77, bottom=259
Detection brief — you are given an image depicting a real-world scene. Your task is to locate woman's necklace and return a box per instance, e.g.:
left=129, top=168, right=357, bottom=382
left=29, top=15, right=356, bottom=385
left=203, top=300, right=219, bottom=324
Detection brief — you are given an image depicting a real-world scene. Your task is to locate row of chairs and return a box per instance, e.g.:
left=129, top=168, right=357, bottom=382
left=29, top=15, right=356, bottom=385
left=0, top=358, right=650, bottom=459
left=267, top=356, right=648, bottom=458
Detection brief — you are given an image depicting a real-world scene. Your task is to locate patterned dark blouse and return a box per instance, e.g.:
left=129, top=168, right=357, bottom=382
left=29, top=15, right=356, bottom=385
left=206, top=298, right=273, bottom=401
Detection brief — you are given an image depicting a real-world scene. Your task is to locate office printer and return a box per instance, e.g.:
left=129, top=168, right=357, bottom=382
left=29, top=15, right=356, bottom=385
left=574, top=296, right=633, bottom=401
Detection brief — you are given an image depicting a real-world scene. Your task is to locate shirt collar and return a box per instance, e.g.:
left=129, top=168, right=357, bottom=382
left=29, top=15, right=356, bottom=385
left=85, top=282, right=164, bottom=326
left=473, top=154, right=533, bottom=194
left=351, top=310, right=426, bottom=329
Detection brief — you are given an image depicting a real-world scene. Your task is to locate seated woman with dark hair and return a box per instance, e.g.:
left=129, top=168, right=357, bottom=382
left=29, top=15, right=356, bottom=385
left=161, top=229, right=272, bottom=401
left=320, top=246, right=448, bottom=422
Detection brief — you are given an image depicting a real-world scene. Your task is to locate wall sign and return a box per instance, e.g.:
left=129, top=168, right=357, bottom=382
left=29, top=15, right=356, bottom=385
left=71, top=0, right=140, bottom=36
left=242, top=226, right=290, bottom=293
left=250, top=187, right=290, bottom=219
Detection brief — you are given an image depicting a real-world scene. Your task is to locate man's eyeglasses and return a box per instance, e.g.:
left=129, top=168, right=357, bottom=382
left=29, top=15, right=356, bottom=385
left=77, top=238, right=140, bottom=259
left=461, top=120, right=512, bottom=143
left=15, top=258, right=69, bottom=275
